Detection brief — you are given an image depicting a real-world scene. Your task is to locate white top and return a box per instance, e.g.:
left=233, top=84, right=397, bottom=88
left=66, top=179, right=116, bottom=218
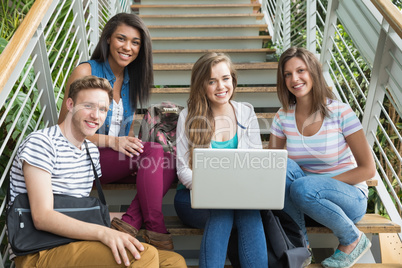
left=109, top=98, right=123, bottom=137
left=176, top=101, right=262, bottom=190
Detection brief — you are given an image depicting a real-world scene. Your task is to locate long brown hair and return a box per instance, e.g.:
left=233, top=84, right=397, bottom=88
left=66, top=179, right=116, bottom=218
left=91, top=13, right=153, bottom=110
left=186, top=52, right=238, bottom=167
left=277, top=47, right=335, bottom=117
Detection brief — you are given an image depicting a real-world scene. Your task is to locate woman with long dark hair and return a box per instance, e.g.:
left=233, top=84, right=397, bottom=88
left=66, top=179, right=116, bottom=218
left=59, top=13, right=176, bottom=251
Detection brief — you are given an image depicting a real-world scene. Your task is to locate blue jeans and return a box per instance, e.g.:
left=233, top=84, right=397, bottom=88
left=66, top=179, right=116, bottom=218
left=199, top=209, right=268, bottom=268
left=285, top=159, right=367, bottom=246
left=174, top=188, right=209, bottom=229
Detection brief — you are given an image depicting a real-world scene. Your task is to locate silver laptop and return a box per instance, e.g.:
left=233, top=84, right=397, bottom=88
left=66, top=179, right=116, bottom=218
left=191, top=148, right=288, bottom=209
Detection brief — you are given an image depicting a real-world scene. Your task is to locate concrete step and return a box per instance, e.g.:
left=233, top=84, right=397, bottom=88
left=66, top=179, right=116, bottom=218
left=140, top=13, right=263, bottom=25
left=98, top=177, right=379, bottom=192
left=132, top=4, right=261, bottom=15
left=147, top=86, right=279, bottom=109
left=150, top=86, right=277, bottom=94
left=153, top=48, right=275, bottom=63
left=131, top=112, right=275, bottom=135
left=147, top=24, right=267, bottom=37
left=307, top=265, right=402, bottom=267
left=107, top=213, right=399, bottom=236
left=151, top=36, right=271, bottom=50
left=140, top=0, right=252, bottom=4
left=153, top=62, right=278, bottom=86
left=187, top=262, right=402, bottom=267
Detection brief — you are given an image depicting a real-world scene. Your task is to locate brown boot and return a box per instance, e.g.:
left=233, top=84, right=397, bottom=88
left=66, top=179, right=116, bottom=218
left=143, top=230, right=174, bottom=251
left=111, top=217, right=139, bottom=238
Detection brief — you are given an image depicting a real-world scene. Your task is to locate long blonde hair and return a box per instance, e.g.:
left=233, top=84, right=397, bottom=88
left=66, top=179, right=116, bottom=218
left=185, top=52, right=238, bottom=168
left=277, top=47, right=335, bottom=117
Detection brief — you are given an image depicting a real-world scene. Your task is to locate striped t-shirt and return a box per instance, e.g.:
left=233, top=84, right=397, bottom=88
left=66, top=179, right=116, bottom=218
left=270, top=99, right=367, bottom=195
left=9, top=125, right=101, bottom=205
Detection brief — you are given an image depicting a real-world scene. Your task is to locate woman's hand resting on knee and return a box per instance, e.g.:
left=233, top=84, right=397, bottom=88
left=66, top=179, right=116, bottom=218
left=111, top=136, right=144, bottom=157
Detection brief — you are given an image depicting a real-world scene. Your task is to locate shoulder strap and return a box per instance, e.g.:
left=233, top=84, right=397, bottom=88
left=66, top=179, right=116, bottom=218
left=84, top=141, right=107, bottom=205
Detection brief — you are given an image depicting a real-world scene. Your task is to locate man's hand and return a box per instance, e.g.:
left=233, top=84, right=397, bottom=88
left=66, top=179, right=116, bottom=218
left=99, top=227, right=145, bottom=266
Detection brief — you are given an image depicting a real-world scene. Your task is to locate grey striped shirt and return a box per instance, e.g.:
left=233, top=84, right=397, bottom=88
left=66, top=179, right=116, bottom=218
left=9, top=125, right=101, bottom=205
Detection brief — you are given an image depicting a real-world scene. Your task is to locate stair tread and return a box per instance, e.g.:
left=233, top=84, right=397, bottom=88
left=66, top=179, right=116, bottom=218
left=107, top=214, right=400, bottom=235
left=187, top=264, right=402, bottom=267
left=147, top=24, right=267, bottom=29
left=133, top=112, right=275, bottom=121
left=307, top=265, right=402, bottom=267
left=132, top=4, right=261, bottom=8
left=152, top=36, right=271, bottom=41
left=154, top=62, right=278, bottom=71
left=140, top=13, right=264, bottom=18
left=153, top=48, right=275, bottom=54
left=151, top=86, right=277, bottom=94
left=98, top=177, right=378, bottom=191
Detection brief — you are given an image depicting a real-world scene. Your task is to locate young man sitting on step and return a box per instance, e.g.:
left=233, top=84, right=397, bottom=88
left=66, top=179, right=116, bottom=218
left=8, top=75, right=186, bottom=268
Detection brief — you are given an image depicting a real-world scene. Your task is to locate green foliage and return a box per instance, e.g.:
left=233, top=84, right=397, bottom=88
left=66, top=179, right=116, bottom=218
left=0, top=0, right=35, bottom=41
left=0, top=37, right=43, bottom=176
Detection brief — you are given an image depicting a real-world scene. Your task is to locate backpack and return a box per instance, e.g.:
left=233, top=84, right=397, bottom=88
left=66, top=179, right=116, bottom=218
left=227, top=210, right=310, bottom=268
left=138, top=101, right=184, bottom=155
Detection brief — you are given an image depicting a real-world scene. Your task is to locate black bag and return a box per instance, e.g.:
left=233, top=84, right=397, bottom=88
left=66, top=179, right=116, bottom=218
left=138, top=101, right=184, bottom=155
left=6, top=142, right=110, bottom=256
left=227, top=210, right=310, bottom=268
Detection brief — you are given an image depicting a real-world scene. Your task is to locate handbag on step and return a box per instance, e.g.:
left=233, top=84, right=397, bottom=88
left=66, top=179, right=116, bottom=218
left=6, top=142, right=110, bottom=256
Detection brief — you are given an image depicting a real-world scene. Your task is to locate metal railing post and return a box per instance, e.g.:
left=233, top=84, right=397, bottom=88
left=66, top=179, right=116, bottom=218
left=306, top=0, right=317, bottom=53
left=320, top=0, right=339, bottom=72
left=32, top=29, right=58, bottom=127
left=89, top=0, right=100, bottom=56
left=362, top=27, right=388, bottom=146
left=283, top=0, right=291, bottom=51
left=72, top=0, right=89, bottom=62
left=273, top=0, right=282, bottom=46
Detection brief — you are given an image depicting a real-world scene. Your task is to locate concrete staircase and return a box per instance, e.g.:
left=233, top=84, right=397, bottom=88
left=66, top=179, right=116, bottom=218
left=94, top=0, right=402, bottom=266
left=131, top=0, right=279, bottom=136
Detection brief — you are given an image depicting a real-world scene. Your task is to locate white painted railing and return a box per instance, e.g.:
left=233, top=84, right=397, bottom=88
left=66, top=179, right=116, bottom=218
left=261, top=0, right=402, bottom=240
left=0, top=0, right=128, bottom=265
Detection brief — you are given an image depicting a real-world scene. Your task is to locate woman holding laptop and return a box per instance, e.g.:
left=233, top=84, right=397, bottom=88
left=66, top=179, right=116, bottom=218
left=175, top=52, right=268, bottom=267
left=269, top=47, right=376, bottom=268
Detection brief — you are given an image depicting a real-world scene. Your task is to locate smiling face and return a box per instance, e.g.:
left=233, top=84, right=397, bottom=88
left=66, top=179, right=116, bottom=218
left=67, top=88, right=109, bottom=141
left=283, top=57, right=313, bottom=101
left=107, top=23, right=141, bottom=69
left=206, top=61, right=233, bottom=109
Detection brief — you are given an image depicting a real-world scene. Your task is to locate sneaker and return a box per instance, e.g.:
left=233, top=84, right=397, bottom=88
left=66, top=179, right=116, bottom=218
left=302, top=248, right=313, bottom=267
left=321, top=233, right=372, bottom=268
left=110, top=217, right=139, bottom=238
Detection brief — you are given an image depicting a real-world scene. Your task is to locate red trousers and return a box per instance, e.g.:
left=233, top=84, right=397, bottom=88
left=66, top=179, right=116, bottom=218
left=99, top=142, right=177, bottom=233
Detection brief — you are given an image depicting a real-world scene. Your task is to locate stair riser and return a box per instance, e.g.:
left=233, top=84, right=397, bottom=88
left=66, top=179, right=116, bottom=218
left=148, top=28, right=263, bottom=37
left=152, top=39, right=266, bottom=49
left=140, top=0, right=250, bottom=4
left=146, top=92, right=280, bottom=110
left=142, top=17, right=261, bottom=25
left=153, top=53, right=269, bottom=63
left=131, top=117, right=273, bottom=135
left=154, top=69, right=277, bottom=85
left=138, top=7, right=258, bottom=15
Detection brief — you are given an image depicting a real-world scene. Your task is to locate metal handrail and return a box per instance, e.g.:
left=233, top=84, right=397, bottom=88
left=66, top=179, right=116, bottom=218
left=371, top=0, right=402, bottom=38
left=0, top=0, right=53, bottom=103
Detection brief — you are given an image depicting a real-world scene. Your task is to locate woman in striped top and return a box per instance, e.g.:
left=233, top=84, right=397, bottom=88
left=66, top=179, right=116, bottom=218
left=269, top=47, right=376, bottom=268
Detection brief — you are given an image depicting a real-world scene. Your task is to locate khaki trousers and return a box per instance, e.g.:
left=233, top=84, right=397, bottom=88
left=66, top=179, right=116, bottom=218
left=14, top=242, right=186, bottom=268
